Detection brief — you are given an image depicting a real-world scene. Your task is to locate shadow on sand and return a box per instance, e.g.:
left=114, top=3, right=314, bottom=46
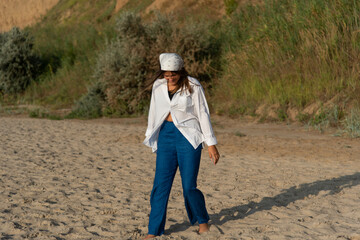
left=166, top=172, right=360, bottom=235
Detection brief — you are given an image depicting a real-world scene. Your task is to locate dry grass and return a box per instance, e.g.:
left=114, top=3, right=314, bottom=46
left=212, top=0, right=360, bottom=120
left=0, top=0, right=59, bottom=32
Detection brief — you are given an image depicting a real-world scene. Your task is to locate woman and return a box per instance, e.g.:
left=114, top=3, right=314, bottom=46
left=143, top=53, right=220, bottom=239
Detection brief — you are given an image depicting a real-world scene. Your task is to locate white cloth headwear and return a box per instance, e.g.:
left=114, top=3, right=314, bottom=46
left=159, top=53, right=184, bottom=71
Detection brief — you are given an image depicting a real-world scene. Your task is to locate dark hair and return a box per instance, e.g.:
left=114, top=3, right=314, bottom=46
left=144, top=68, right=194, bottom=94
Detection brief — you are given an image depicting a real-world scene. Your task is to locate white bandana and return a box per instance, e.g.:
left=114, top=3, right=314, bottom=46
left=159, top=53, right=184, bottom=71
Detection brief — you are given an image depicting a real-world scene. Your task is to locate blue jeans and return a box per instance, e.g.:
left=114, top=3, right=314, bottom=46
left=148, top=120, right=209, bottom=236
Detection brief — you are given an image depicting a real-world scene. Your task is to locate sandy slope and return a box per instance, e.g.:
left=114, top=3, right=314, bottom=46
left=0, top=115, right=360, bottom=239
left=115, top=0, right=130, bottom=12
left=145, top=0, right=225, bottom=16
left=0, top=0, right=59, bottom=32
left=0, top=0, right=226, bottom=33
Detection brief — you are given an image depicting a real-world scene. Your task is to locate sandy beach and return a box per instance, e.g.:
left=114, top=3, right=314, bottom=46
left=1, top=115, right=360, bottom=239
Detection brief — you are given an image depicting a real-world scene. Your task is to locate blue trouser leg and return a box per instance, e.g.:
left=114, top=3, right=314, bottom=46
left=148, top=121, right=178, bottom=236
left=148, top=121, right=209, bottom=236
left=176, top=129, right=209, bottom=225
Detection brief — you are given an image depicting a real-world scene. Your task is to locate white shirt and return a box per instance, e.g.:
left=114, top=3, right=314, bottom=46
left=143, top=76, right=218, bottom=153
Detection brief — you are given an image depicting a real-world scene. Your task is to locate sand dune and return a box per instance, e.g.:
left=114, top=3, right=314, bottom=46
left=1, top=115, right=360, bottom=239
left=0, top=0, right=59, bottom=32
left=0, top=0, right=225, bottom=33
left=145, top=0, right=225, bottom=16
left=115, top=0, right=129, bottom=12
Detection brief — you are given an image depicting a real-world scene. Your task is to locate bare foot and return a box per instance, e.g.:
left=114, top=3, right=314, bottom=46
left=198, top=223, right=210, bottom=234
left=143, top=234, right=156, bottom=239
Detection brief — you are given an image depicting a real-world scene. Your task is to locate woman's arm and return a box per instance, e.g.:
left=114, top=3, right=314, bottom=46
left=194, top=84, right=220, bottom=164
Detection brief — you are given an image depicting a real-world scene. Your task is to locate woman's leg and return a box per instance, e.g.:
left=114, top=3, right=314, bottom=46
left=175, top=133, right=209, bottom=225
left=147, top=121, right=178, bottom=236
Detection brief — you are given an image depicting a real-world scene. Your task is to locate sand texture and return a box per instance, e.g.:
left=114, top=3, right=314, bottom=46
left=1, top=116, right=360, bottom=240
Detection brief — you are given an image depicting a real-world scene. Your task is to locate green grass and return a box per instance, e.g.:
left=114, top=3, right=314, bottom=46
left=341, top=109, right=360, bottom=138
left=224, top=0, right=239, bottom=16
left=28, top=108, right=63, bottom=120
left=213, top=0, right=360, bottom=117
left=42, top=0, right=117, bottom=25
left=18, top=0, right=118, bottom=109
left=121, top=0, right=154, bottom=13
left=234, top=131, right=246, bottom=137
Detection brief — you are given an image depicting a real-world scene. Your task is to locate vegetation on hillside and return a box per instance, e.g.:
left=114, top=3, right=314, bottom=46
left=19, top=0, right=118, bottom=109
left=0, top=27, right=39, bottom=95
left=214, top=0, right=360, bottom=121
left=68, top=12, right=218, bottom=118
left=0, top=0, right=359, bottom=137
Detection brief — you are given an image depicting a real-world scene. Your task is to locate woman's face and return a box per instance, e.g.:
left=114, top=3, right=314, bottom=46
left=164, top=71, right=180, bottom=86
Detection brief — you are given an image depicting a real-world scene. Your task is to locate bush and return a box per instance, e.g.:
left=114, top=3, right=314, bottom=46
left=66, top=81, right=105, bottom=119
left=86, top=12, right=218, bottom=117
left=341, top=109, right=360, bottom=138
left=0, top=27, right=39, bottom=95
left=307, top=105, right=344, bottom=132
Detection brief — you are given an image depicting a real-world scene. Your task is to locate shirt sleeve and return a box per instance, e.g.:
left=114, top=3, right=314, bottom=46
left=145, top=84, right=156, bottom=137
left=194, top=84, right=217, bottom=146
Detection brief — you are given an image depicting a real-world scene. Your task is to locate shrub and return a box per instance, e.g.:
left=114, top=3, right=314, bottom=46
left=66, top=81, right=105, bottom=119
left=341, top=109, right=360, bottom=138
left=87, top=12, right=218, bottom=117
left=307, top=105, right=343, bottom=132
left=0, top=27, right=39, bottom=94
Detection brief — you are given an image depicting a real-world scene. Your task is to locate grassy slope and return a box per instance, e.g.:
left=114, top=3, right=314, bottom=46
left=212, top=0, right=360, bottom=123
left=16, top=0, right=224, bottom=110
left=2, top=0, right=359, bottom=134
left=20, top=0, right=119, bottom=109
left=20, top=0, right=154, bottom=109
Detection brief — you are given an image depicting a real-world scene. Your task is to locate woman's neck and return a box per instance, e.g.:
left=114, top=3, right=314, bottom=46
left=167, top=84, right=177, bottom=91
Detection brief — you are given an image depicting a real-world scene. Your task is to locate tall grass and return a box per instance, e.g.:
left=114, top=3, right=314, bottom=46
left=213, top=0, right=360, bottom=116
left=19, top=0, right=117, bottom=109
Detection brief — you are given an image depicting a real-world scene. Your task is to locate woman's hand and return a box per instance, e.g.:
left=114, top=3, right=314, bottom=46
left=208, top=145, right=220, bottom=165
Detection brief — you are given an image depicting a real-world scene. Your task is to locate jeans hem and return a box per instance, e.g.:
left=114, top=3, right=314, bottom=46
left=147, top=232, right=162, bottom=236
left=198, top=220, right=209, bottom=224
